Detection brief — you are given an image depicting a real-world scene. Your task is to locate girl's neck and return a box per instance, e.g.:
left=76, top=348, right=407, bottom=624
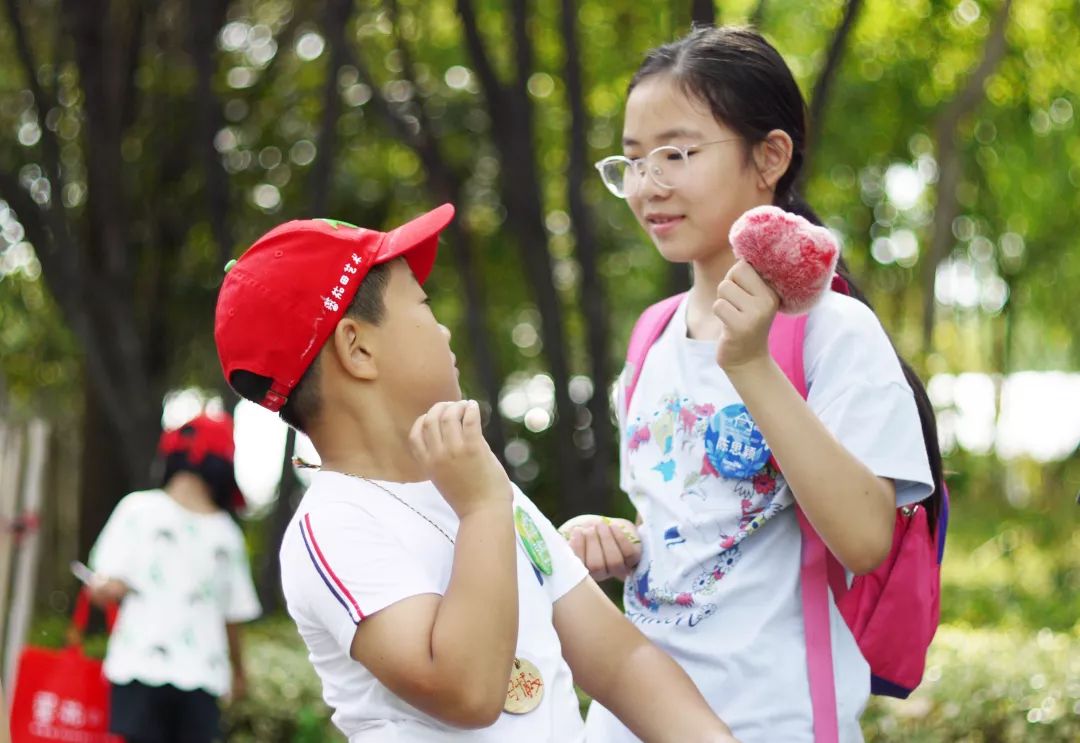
left=165, top=471, right=221, bottom=515
left=684, top=249, right=738, bottom=341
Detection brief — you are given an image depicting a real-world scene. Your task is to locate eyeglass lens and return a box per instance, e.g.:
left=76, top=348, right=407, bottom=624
left=602, top=146, right=689, bottom=196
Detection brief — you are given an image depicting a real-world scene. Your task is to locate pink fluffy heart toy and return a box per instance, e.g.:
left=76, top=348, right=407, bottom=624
left=728, top=205, right=840, bottom=315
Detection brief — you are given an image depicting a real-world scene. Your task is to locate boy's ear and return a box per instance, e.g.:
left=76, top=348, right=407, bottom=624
left=753, top=129, right=794, bottom=191
left=331, top=317, right=378, bottom=381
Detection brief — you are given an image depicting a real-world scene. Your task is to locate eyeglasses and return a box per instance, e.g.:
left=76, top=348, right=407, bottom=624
left=594, top=139, right=741, bottom=198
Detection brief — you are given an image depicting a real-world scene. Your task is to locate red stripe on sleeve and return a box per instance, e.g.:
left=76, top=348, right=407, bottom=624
left=303, top=513, right=366, bottom=621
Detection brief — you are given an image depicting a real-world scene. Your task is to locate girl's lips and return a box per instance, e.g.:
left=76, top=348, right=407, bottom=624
left=647, top=215, right=685, bottom=237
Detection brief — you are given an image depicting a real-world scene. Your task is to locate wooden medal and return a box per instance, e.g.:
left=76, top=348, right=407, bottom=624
left=504, top=656, right=544, bottom=714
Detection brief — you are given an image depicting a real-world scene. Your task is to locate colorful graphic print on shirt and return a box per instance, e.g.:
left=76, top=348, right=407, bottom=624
left=624, top=395, right=788, bottom=627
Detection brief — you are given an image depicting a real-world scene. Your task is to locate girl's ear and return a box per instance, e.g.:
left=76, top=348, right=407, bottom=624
left=331, top=317, right=378, bottom=381
left=753, top=129, right=794, bottom=191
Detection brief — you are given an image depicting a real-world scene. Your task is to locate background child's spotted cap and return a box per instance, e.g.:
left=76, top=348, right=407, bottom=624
left=158, top=411, right=246, bottom=510
left=214, top=203, right=455, bottom=412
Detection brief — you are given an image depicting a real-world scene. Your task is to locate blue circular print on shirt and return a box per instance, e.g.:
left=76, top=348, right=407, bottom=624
left=703, top=404, right=771, bottom=479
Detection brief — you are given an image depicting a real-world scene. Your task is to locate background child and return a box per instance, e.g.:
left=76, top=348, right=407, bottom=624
left=213, top=205, right=740, bottom=742
left=86, top=411, right=261, bottom=743
left=563, top=26, right=944, bottom=743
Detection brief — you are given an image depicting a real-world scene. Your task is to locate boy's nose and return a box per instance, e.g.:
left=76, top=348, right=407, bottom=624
left=439, top=324, right=451, bottom=340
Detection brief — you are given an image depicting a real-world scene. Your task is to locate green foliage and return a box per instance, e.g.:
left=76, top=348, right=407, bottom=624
left=937, top=450, right=1080, bottom=632
left=862, top=625, right=1079, bottom=741
left=221, top=616, right=344, bottom=742
left=0, top=267, right=78, bottom=418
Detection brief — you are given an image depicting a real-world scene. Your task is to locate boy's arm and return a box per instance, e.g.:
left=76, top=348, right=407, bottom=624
left=348, top=502, right=516, bottom=728
left=553, top=579, right=739, bottom=743
left=348, top=400, right=517, bottom=729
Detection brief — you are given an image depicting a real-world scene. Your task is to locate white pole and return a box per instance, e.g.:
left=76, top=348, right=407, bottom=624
left=3, top=419, right=50, bottom=693
left=0, top=424, right=24, bottom=664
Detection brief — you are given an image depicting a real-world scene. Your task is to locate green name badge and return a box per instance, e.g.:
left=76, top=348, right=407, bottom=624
left=514, top=506, right=553, bottom=576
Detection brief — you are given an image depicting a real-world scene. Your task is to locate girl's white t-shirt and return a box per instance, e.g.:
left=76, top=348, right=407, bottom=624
left=89, top=489, right=262, bottom=696
left=278, top=472, right=588, bottom=743
left=585, top=291, right=934, bottom=743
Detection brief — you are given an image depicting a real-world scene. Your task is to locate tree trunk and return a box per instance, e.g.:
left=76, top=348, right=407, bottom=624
left=800, top=0, right=865, bottom=187
left=750, top=0, right=769, bottom=27
left=190, top=0, right=233, bottom=268
left=259, top=428, right=300, bottom=612
left=77, top=381, right=137, bottom=559
left=458, top=0, right=582, bottom=518
left=561, top=0, right=613, bottom=515
left=922, top=0, right=1012, bottom=347
left=691, top=0, right=716, bottom=26
left=350, top=1, right=510, bottom=463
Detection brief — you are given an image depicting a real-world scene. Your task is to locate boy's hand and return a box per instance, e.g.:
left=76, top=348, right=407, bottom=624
left=559, top=514, right=641, bottom=581
left=713, top=260, right=780, bottom=372
left=409, top=400, right=511, bottom=518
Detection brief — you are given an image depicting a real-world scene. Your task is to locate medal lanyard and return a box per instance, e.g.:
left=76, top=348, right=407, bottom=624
left=295, top=458, right=455, bottom=544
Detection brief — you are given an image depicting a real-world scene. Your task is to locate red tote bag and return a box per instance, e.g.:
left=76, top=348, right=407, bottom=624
left=9, top=589, right=122, bottom=743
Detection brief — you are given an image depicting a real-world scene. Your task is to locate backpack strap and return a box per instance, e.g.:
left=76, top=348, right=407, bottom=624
left=769, top=313, right=840, bottom=743
left=624, top=293, right=686, bottom=415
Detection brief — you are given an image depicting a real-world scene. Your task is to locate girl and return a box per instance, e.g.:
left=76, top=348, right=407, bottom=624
left=87, top=412, right=261, bottom=743
left=561, top=26, right=943, bottom=743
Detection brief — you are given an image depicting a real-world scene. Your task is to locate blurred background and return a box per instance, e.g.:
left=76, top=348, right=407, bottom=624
left=0, top=0, right=1076, bottom=739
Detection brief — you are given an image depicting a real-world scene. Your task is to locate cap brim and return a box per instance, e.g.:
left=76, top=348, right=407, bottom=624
left=377, top=203, right=455, bottom=284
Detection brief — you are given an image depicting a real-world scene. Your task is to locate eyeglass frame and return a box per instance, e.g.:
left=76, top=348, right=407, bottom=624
left=593, top=138, right=742, bottom=198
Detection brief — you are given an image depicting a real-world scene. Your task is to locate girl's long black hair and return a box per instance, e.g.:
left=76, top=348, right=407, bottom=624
left=162, top=451, right=241, bottom=518
left=631, top=26, right=945, bottom=528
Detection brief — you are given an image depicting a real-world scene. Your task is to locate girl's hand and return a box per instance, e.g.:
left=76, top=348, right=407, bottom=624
left=713, top=260, right=780, bottom=371
left=559, top=515, right=642, bottom=581
left=230, top=667, right=248, bottom=703
left=87, top=576, right=130, bottom=607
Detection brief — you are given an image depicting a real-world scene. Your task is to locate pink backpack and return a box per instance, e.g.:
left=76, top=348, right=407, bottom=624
left=624, top=288, right=949, bottom=743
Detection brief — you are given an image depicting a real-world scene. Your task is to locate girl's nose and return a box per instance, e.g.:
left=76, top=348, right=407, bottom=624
left=636, top=168, right=672, bottom=201
left=439, top=324, right=451, bottom=340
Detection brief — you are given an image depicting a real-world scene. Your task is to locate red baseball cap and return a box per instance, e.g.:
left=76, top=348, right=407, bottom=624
left=158, top=412, right=246, bottom=510
left=214, top=204, right=455, bottom=412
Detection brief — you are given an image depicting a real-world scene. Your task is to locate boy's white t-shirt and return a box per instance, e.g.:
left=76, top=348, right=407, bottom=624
left=279, top=471, right=589, bottom=743
left=585, top=292, right=934, bottom=743
left=89, top=489, right=262, bottom=696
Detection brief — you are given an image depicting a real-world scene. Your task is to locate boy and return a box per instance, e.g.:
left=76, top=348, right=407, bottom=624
left=213, top=204, right=738, bottom=742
